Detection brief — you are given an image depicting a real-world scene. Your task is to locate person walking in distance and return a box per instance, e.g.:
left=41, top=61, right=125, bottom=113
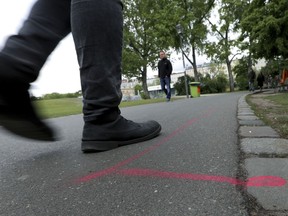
left=248, top=69, right=256, bottom=92
left=158, top=51, right=173, bottom=102
left=0, top=0, right=161, bottom=152
left=257, top=71, right=265, bottom=91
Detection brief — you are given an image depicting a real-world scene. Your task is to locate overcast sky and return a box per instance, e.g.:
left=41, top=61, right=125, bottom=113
left=0, top=1, right=208, bottom=97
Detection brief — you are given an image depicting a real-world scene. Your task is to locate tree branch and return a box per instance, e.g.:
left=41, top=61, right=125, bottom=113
left=197, top=0, right=216, bottom=23
left=205, top=18, right=225, bottom=40
left=229, top=52, right=241, bottom=64
left=180, top=46, right=194, bottom=68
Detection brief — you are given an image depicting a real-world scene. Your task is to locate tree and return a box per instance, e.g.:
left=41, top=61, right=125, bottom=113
left=207, top=62, right=227, bottom=78
left=174, top=0, right=216, bottom=81
left=241, top=0, right=288, bottom=60
left=134, top=84, right=143, bottom=96
left=260, top=59, right=288, bottom=77
left=233, top=57, right=249, bottom=90
left=200, top=73, right=228, bottom=93
left=122, top=0, right=177, bottom=98
left=205, top=0, right=245, bottom=92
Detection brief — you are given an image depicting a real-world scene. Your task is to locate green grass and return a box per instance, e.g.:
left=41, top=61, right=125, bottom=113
left=265, top=93, right=288, bottom=106
left=246, top=92, right=288, bottom=138
left=34, top=98, right=83, bottom=119
left=34, top=97, right=184, bottom=119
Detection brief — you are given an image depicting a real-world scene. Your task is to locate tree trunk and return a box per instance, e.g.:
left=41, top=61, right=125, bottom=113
left=141, top=66, right=151, bottom=99
left=247, top=52, right=252, bottom=75
left=182, top=48, right=199, bottom=81
left=247, top=37, right=253, bottom=75
left=226, top=58, right=234, bottom=92
left=192, top=45, right=199, bottom=81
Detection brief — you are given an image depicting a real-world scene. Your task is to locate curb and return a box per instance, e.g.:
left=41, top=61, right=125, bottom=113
left=237, top=93, right=288, bottom=215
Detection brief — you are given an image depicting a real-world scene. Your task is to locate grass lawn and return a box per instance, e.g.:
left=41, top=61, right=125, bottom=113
left=246, top=92, right=288, bottom=138
left=34, top=98, right=83, bottom=119
left=34, top=97, right=184, bottom=119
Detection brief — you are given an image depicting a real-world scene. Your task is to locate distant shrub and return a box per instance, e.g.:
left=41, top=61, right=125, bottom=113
left=174, top=75, right=194, bottom=95
left=140, top=92, right=150, bottom=100
left=35, top=90, right=82, bottom=100
left=200, top=74, right=228, bottom=94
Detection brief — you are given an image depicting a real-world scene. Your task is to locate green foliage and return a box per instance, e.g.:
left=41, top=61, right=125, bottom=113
left=122, top=0, right=217, bottom=93
left=140, top=92, right=150, bottom=100
left=173, top=73, right=228, bottom=95
left=260, top=59, right=288, bottom=77
left=122, top=0, right=177, bottom=75
left=36, top=91, right=82, bottom=100
left=173, top=0, right=215, bottom=80
left=201, top=74, right=228, bottom=94
left=205, top=0, right=245, bottom=92
left=205, top=0, right=243, bottom=60
left=122, top=49, right=145, bottom=79
left=173, top=75, right=195, bottom=95
left=207, top=62, right=227, bottom=77
left=174, top=0, right=215, bottom=50
left=233, top=57, right=249, bottom=90
left=134, top=84, right=143, bottom=95
left=122, top=0, right=179, bottom=97
left=240, top=0, right=288, bottom=59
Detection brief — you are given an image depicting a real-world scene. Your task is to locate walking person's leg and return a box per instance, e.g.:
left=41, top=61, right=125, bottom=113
left=0, top=0, right=71, bottom=140
left=165, top=76, right=171, bottom=101
left=160, top=78, right=167, bottom=95
left=71, top=0, right=161, bottom=152
left=0, top=0, right=161, bottom=148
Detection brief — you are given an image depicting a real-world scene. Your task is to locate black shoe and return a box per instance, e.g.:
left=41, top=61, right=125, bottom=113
left=81, top=115, right=161, bottom=152
left=0, top=82, right=56, bottom=141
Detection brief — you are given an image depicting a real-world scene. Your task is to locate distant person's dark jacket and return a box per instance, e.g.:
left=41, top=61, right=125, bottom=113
left=257, top=73, right=265, bottom=87
left=158, top=58, right=173, bottom=78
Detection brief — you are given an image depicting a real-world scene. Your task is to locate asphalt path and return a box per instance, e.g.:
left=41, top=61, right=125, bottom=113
left=0, top=92, right=249, bottom=216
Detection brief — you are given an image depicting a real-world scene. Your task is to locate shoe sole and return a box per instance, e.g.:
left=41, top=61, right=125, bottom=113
left=81, top=125, right=161, bottom=153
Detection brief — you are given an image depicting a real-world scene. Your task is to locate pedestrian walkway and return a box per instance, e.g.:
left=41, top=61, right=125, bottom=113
left=237, top=91, right=288, bottom=215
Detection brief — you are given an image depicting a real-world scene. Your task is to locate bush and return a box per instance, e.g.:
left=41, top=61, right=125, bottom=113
left=134, top=84, right=143, bottom=95
left=235, top=75, right=249, bottom=90
left=140, top=92, right=150, bottom=99
left=233, top=57, right=249, bottom=90
left=36, top=91, right=82, bottom=100
left=201, top=74, right=228, bottom=94
left=174, top=75, right=195, bottom=95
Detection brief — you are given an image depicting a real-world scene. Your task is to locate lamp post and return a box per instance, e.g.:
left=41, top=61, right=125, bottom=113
left=176, top=24, right=189, bottom=98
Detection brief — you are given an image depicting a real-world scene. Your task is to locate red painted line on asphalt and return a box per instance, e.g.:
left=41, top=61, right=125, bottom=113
left=118, top=168, right=241, bottom=185
left=74, top=108, right=287, bottom=188
left=74, top=111, right=209, bottom=184
left=117, top=168, right=287, bottom=188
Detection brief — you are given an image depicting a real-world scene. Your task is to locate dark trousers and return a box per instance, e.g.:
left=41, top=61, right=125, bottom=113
left=160, top=76, right=171, bottom=99
left=0, top=0, right=123, bottom=122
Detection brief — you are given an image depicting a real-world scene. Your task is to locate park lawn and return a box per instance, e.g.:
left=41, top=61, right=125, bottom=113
left=266, top=93, right=288, bottom=106
left=34, top=97, right=184, bottom=119
left=34, top=98, right=83, bottom=119
left=264, top=93, right=288, bottom=138
left=246, top=92, right=288, bottom=138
